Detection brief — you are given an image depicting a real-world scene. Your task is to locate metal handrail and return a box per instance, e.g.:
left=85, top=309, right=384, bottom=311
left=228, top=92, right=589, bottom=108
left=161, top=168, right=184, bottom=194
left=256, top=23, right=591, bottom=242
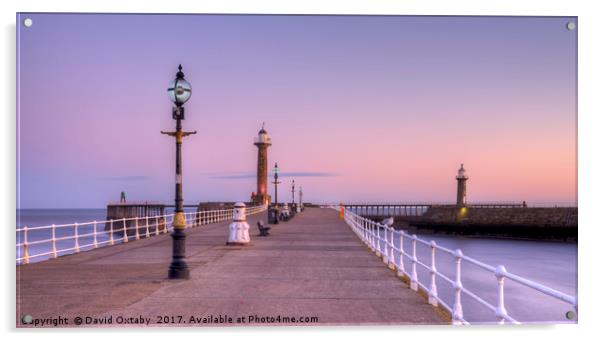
left=332, top=205, right=577, bottom=325
left=16, top=205, right=267, bottom=264
left=321, top=202, right=578, bottom=209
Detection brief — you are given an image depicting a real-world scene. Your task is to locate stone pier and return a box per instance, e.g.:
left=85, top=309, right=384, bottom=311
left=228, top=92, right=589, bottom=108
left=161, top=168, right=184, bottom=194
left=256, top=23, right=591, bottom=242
left=16, top=208, right=445, bottom=327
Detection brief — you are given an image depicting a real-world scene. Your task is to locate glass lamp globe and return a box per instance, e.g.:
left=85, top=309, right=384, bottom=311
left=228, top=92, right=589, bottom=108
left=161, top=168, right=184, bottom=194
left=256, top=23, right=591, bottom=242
left=272, top=163, right=280, bottom=175
left=167, top=78, right=192, bottom=106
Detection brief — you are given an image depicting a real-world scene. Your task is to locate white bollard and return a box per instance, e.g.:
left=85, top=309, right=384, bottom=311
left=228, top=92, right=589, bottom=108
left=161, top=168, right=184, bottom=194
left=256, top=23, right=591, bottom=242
left=226, top=202, right=251, bottom=246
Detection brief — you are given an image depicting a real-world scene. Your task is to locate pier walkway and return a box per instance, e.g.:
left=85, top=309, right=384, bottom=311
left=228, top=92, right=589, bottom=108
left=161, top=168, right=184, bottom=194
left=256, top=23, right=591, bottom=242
left=17, top=208, right=445, bottom=326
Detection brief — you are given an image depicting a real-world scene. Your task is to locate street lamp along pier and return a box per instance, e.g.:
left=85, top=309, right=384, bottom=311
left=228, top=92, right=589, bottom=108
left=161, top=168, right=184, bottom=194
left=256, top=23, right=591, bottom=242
left=162, top=64, right=196, bottom=280
left=269, top=163, right=281, bottom=224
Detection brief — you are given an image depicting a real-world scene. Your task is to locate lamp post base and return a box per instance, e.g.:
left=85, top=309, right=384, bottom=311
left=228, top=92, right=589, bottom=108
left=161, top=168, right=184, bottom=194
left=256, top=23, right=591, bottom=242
left=168, top=229, right=189, bottom=280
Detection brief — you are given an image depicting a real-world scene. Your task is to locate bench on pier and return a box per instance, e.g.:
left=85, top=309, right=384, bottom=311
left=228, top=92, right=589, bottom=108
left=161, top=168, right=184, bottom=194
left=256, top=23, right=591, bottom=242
left=257, top=220, right=271, bottom=236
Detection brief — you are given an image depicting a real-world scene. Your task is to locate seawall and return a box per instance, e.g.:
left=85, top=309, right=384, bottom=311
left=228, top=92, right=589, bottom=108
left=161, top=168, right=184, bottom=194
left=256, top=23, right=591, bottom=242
left=368, top=206, right=577, bottom=241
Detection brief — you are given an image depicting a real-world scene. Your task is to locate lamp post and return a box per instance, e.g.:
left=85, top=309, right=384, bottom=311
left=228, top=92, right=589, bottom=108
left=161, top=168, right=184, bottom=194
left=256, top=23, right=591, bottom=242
left=299, top=186, right=303, bottom=210
left=291, top=180, right=295, bottom=205
left=162, top=64, right=196, bottom=280
left=272, top=163, right=281, bottom=223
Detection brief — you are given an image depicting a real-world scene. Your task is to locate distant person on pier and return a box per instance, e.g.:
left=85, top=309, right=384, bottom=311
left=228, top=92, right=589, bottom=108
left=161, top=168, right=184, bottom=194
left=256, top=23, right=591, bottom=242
left=120, top=191, right=126, bottom=204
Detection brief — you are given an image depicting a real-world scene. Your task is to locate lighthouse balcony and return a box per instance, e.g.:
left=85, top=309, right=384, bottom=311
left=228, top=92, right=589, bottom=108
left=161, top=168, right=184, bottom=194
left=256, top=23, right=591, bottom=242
left=254, top=136, right=272, bottom=144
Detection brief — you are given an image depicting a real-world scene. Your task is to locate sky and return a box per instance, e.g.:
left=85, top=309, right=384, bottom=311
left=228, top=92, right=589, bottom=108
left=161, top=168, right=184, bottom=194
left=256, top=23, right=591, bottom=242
left=17, top=14, right=577, bottom=208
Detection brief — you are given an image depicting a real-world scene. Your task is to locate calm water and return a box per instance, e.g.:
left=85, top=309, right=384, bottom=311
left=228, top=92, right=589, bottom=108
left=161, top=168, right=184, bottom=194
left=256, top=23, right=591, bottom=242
left=379, top=230, right=577, bottom=324
left=16, top=209, right=577, bottom=324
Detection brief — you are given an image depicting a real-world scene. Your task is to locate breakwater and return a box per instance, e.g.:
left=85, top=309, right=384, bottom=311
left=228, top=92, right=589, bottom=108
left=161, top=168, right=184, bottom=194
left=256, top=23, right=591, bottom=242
left=365, top=206, right=577, bottom=241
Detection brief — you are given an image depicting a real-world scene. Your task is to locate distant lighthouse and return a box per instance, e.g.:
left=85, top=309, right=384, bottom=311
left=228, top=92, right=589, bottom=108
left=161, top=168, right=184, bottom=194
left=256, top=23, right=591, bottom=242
left=456, top=164, right=468, bottom=206
left=253, top=123, right=272, bottom=205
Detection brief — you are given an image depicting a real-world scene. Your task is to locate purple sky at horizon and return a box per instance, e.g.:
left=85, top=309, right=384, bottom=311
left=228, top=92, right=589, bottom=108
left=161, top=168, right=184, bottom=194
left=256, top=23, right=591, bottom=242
left=17, top=14, right=577, bottom=208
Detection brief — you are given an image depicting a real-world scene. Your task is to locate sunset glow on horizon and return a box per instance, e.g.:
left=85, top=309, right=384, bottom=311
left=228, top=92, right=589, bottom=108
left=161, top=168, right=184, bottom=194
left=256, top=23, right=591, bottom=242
left=17, top=14, right=577, bottom=208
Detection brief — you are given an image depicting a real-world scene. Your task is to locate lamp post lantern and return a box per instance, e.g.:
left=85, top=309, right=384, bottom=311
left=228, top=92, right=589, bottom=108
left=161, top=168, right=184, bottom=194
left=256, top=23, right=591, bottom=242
left=162, top=64, right=196, bottom=280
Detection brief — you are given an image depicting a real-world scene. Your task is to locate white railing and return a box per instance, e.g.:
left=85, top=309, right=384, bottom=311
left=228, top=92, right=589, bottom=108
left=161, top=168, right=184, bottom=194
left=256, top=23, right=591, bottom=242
left=334, top=206, right=577, bottom=325
left=16, top=205, right=267, bottom=265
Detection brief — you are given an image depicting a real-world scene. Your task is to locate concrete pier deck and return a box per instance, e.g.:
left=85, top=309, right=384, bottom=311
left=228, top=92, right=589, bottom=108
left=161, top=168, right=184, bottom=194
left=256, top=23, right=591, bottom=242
left=17, top=208, right=446, bottom=327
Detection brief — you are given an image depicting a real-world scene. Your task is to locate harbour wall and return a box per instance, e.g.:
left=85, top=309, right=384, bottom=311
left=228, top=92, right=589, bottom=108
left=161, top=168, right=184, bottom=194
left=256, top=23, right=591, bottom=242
left=366, top=206, right=578, bottom=241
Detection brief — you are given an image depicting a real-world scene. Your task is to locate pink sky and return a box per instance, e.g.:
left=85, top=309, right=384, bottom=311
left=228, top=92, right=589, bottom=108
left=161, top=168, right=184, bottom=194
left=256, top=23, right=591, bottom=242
left=17, top=14, right=577, bottom=208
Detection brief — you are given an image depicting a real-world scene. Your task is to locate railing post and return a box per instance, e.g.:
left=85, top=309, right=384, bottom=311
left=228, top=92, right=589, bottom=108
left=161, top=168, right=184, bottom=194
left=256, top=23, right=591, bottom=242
left=383, top=225, right=389, bottom=258
left=410, top=234, right=418, bottom=291
left=123, top=218, right=129, bottom=243
left=366, top=220, right=370, bottom=245
left=389, top=228, right=395, bottom=268
left=389, top=227, right=395, bottom=270
left=155, top=216, right=161, bottom=236
left=397, top=230, right=406, bottom=277
left=365, top=220, right=370, bottom=247
left=363, top=218, right=372, bottom=248
left=371, top=221, right=376, bottom=251
left=495, top=265, right=508, bottom=324
left=452, top=249, right=464, bottom=324
left=363, top=219, right=368, bottom=243
left=135, top=218, right=140, bottom=240
left=146, top=216, right=150, bottom=238
left=109, top=219, right=115, bottom=245
left=74, top=222, right=80, bottom=253
left=23, top=226, right=30, bottom=264
left=397, top=230, right=405, bottom=277
left=428, top=241, right=438, bottom=306
left=93, top=221, right=98, bottom=248
left=376, top=224, right=382, bottom=257
left=50, top=224, right=58, bottom=258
